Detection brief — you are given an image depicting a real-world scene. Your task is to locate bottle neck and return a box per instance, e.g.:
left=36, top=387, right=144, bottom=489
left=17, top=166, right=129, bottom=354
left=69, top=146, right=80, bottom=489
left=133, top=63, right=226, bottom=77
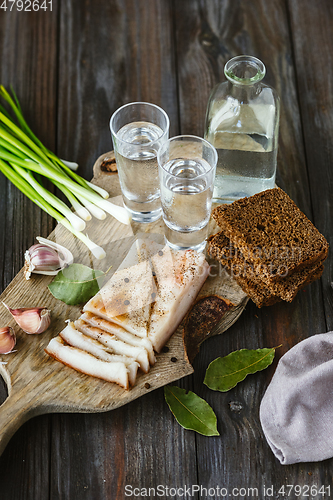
left=226, top=79, right=262, bottom=102
left=224, top=55, right=265, bottom=99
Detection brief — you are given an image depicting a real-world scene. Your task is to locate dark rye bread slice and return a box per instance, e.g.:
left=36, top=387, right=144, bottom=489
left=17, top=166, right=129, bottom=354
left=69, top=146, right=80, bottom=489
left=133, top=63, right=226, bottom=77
left=207, top=232, right=325, bottom=308
left=207, top=232, right=326, bottom=302
left=212, top=188, right=328, bottom=284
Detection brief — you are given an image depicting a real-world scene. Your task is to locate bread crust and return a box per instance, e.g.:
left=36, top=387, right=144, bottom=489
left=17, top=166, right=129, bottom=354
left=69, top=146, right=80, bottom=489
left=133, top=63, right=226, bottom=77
left=212, top=188, right=329, bottom=283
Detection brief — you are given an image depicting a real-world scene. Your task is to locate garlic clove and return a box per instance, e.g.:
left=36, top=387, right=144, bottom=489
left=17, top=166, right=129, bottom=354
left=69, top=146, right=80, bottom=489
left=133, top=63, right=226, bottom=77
left=3, top=304, right=51, bottom=334
left=24, top=237, right=74, bottom=280
left=28, top=244, right=62, bottom=271
left=0, top=327, right=16, bottom=354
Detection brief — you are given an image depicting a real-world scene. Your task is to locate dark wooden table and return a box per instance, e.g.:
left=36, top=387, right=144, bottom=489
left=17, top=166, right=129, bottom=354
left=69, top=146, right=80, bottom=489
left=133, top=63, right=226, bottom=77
left=0, top=1, right=332, bottom=499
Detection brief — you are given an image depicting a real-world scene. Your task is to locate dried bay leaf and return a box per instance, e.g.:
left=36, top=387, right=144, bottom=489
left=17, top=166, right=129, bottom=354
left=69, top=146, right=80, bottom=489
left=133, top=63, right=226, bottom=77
left=204, top=347, right=277, bottom=392
left=164, top=385, right=219, bottom=436
left=48, top=263, right=105, bottom=305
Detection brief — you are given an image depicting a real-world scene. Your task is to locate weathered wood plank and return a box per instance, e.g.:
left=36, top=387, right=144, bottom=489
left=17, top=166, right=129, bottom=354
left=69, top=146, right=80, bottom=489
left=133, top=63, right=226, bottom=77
left=56, top=0, right=180, bottom=182
left=0, top=5, right=57, bottom=287
left=174, top=0, right=331, bottom=496
left=0, top=6, right=59, bottom=500
left=50, top=1, right=198, bottom=498
left=50, top=391, right=199, bottom=500
left=288, top=0, right=333, bottom=332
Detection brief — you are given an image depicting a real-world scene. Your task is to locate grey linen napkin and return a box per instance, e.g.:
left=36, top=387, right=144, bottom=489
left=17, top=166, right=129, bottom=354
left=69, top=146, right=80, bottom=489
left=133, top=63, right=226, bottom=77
left=260, top=332, right=333, bottom=465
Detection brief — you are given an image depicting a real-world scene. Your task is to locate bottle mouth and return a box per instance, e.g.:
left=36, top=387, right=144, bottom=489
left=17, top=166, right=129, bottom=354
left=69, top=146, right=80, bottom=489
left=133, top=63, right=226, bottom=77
left=224, top=55, right=266, bottom=85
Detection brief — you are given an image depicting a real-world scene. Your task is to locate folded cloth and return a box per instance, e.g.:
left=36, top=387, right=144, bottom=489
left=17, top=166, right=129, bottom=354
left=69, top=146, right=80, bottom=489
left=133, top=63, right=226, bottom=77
left=260, top=332, right=333, bottom=465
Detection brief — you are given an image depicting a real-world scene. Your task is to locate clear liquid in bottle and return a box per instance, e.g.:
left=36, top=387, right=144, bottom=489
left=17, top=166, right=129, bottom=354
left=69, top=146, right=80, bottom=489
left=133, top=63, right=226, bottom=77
left=204, top=56, right=280, bottom=203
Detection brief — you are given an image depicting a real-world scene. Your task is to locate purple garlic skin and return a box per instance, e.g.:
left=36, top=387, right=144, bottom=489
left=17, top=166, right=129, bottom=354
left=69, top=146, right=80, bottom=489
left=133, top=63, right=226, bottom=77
left=4, top=304, right=51, bottom=334
left=24, top=237, right=74, bottom=279
left=27, top=244, right=63, bottom=271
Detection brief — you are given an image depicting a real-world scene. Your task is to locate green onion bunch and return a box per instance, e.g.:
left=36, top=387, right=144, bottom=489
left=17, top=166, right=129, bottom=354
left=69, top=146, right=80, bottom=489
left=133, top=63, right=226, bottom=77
left=0, top=86, right=131, bottom=259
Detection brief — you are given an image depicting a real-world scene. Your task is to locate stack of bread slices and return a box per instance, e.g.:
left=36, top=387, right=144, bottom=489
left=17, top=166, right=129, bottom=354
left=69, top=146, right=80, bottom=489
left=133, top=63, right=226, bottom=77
left=207, top=188, right=329, bottom=308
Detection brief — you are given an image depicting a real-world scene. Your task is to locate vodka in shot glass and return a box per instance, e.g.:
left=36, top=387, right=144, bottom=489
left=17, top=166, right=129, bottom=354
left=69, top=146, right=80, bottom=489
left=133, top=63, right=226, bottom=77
left=110, top=102, right=170, bottom=223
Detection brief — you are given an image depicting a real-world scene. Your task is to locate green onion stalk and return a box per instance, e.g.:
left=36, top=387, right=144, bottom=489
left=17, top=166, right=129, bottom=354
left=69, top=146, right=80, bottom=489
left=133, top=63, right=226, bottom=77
left=0, top=86, right=131, bottom=259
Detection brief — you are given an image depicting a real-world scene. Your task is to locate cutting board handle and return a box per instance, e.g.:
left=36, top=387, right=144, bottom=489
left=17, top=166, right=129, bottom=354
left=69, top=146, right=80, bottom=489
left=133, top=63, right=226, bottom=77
left=0, top=368, right=37, bottom=456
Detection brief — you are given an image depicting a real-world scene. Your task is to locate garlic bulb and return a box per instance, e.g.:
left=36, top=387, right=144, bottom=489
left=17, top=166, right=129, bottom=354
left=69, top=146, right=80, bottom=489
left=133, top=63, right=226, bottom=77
left=24, top=237, right=74, bottom=280
left=3, top=304, right=51, bottom=334
left=0, top=327, right=16, bottom=354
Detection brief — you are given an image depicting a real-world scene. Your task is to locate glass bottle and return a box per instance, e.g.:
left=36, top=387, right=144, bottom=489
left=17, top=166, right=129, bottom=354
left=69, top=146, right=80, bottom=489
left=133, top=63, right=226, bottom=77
left=204, top=55, right=280, bottom=203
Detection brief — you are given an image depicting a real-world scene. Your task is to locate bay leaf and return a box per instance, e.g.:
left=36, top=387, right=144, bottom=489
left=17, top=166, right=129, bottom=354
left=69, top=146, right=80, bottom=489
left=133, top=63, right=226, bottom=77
left=164, top=385, right=219, bottom=436
left=48, top=263, right=105, bottom=305
left=204, top=347, right=277, bottom=392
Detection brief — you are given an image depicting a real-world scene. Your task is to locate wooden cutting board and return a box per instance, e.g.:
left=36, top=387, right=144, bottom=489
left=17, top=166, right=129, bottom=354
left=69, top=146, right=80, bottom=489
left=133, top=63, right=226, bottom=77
left=0, top=152, right=248, bottom=456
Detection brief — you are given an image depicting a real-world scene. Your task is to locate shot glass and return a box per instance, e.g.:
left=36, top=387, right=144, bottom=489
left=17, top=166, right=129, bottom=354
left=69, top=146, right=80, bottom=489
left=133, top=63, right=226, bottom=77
left=158, top=135, right=217, bottom=252
left=110, top=102, right=170, bottom=223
